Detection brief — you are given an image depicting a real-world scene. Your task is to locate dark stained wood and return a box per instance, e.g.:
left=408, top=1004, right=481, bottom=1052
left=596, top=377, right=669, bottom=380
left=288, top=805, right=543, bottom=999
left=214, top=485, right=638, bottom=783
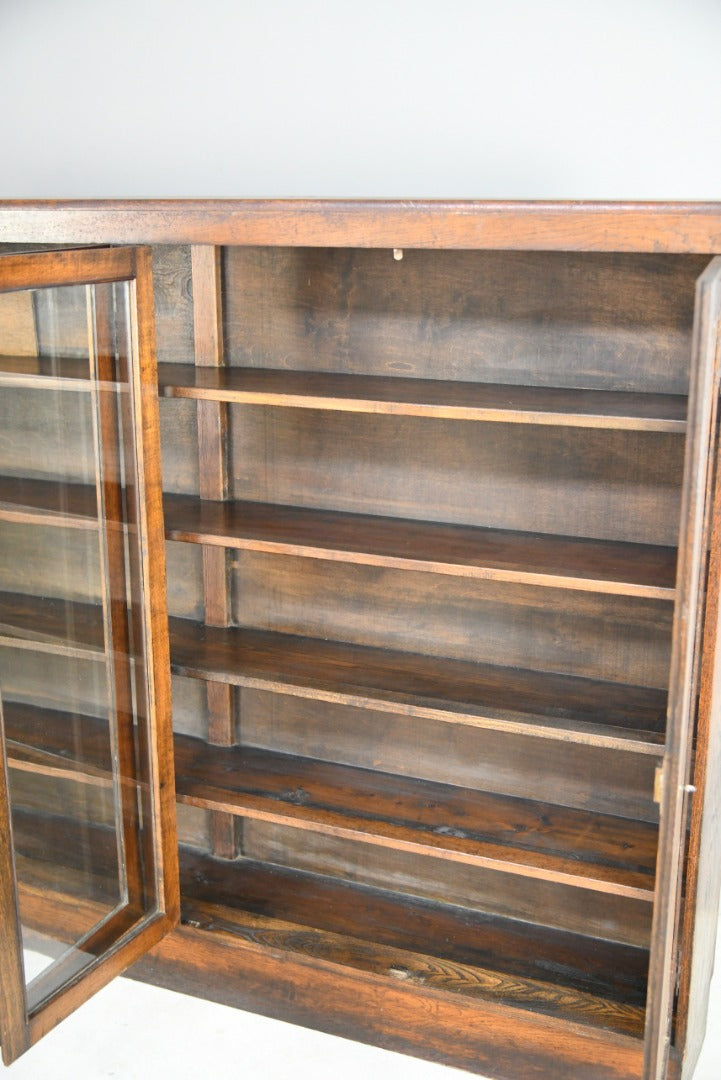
left=169, top=616, right=668, bottom=753
left=240, top=690, right=660, bottom=822
left=5, top=814, right=651, bottom=1034
left=0, top=199, right=720, bottom=254
left=0, top=353, right=92, bottom=388
left=0, top=246, right=135, bottom=293
left=0, top=475, right=97, bottom=528
left=0, top=383, right=96, bottom=488
left=16, top=878, right=648, bottom=1080
left=2, top=203, right=719, bottom=1077
left=3, top=812, right=650, bottom=1069
left=11, top=809, right=121, bottom=905
left=223, top=248, right=702, bottom=396
left=0, top=707, right=659, bottom=899
left=0, top=590, right=105, bottom=659
left=172, top=735, right=658, bottom=898
left=183, top=896, right=646, bottom=1038
left=230, top=407, right=684, bottom=548
left=643, top=258, right=721, bottom=1080
left=151, top=246, right=195, bottom=365
left=4, top=700, right=112, bottom=780
left=164, top=494, right=678, bottom=599
left=192, top=243, right=240, bottom=860
left=242, top=818, right=653, bottom=949
left=180, top=849, right=649, bottom=1011
left=231, top=546, right=673, bottom=690
left=158, top=363, right=688, bottom=432
left=18, top=245, right=179, bottom=1058
left=134, top=922, right=648, bottom=1079
left=0, top=690, right=655, bottom=944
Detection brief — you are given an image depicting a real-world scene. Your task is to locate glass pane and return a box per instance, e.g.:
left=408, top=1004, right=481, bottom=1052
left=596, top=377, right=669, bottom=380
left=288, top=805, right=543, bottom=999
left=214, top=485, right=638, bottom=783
left=0, top=280, right=158, bottom=1012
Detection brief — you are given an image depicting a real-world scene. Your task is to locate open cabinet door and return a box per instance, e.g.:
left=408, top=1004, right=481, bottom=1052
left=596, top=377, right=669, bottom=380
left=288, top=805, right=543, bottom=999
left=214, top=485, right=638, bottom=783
left=644, top=257, right=721, bottom=1079
left=0, top=247, right=178, bottom=1064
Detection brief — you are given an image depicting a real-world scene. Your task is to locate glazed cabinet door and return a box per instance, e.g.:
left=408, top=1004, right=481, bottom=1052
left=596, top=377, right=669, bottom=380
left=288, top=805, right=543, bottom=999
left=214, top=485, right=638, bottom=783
left=644, top=257, right=721, bottom=1079
left=0, top=247, right=178, bottom=1063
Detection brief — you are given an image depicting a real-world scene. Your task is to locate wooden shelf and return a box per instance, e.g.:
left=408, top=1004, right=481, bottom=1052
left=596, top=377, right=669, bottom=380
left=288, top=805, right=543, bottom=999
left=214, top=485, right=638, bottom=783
left=169, top=617, right=668, bottom=755
left=157, top=364, right=687, bottom=432
left=0, top=480, right=678, bottom=597
left=164, top=494, right=678, bottom=599
left=5, top=815, right=650, bottom=1040
left=6, top=709, right=656, bottom=898
left=0, top=704, right=659, bottom=898
left=0, top=354, right=125, bottom=393
left=0, top=591, right=105, bottom=660
left=173, top=735, right=657, bottom=899
left=0, top=354, right=93, bottom=390
left=179, top=848, right=649, bottom=1038
left=0, top=476, right=98, bottom=529
left=3, top=700, right=113, bottom=786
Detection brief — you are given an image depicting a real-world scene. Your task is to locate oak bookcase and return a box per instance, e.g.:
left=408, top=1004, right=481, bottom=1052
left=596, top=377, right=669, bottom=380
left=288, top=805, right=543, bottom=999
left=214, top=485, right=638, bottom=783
left=1, top=201, right=721, bottom=1080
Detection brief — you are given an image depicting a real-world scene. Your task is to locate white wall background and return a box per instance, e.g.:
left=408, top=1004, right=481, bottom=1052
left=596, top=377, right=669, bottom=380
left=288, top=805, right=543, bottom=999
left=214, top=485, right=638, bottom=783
left=1, top=0, right=721, bottom=198
left=2, top=3, right=721, bottom=1078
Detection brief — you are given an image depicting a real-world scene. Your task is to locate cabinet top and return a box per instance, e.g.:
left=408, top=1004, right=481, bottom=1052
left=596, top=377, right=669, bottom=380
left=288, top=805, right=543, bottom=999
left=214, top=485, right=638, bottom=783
left=2, top=199, right=721, bottom=252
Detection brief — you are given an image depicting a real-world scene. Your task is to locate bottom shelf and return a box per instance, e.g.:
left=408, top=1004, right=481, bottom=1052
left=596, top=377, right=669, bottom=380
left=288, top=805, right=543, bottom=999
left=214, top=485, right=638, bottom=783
left=13, top=807, right=649, bottom=1042
left=179, top=846, right=649, bottom=1040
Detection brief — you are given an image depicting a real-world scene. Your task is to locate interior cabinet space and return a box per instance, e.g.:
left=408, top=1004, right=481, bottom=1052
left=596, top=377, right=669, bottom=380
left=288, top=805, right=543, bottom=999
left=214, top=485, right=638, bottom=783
left=2, top=201, right=721, bottom=1080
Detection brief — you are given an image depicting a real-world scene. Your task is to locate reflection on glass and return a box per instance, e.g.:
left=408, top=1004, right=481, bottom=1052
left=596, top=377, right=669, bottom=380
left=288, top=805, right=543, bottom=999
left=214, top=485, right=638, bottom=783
left=0, top=281, right=153, bottom=1012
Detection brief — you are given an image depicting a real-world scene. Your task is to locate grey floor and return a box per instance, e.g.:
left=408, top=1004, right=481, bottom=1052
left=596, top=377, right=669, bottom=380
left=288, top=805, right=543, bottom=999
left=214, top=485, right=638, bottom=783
left=5, top=924, right=721, bottom=1080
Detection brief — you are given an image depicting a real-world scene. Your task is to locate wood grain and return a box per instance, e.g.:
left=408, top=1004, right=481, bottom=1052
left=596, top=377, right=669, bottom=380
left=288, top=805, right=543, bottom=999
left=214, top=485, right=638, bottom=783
left=675, top=446, right=721, bottom=1073
left=4, top=700, right=112, bottom=781
left=169, top=616, right=668, bottom=753
left=665, top=266, right=721, bottom=1078
left=158, top=363, right=687, bottom=431
left=17, top=871, right=649, bottom=1080
left=172, top=735, right=658, bottom=898
left=0, top=477, right=679, bottom=597
left=184, top=896, right=647, bottom=1038
left=0, top=476, right=97, bottom=529
left=0, top=199, right=720, bottom=253
left=239, top=689, right=660, bottom=821
left=164, top=494, right=677, bottom=598
left=243, top=818, right=653, bottom=948
left=180, top=849, right=649, bottom=1011
left=230, top=407, right=683, bottom=548
left=0, top=246, right=134, bottom=292
left=0, top=591, right=105, bottom=659
left=223, top=247, right=702, bottom=395
left=0, top=353, right=93, bottom=389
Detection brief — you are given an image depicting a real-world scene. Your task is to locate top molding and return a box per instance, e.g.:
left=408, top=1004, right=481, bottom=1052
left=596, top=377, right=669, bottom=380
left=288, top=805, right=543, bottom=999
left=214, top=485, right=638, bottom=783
left=1, top=200, right=721, bottom=252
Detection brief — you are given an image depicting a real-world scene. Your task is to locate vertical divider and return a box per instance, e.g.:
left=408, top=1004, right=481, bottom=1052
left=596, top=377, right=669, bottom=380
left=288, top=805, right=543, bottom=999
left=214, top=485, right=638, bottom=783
left=191, top=245, right=242, bottom=860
